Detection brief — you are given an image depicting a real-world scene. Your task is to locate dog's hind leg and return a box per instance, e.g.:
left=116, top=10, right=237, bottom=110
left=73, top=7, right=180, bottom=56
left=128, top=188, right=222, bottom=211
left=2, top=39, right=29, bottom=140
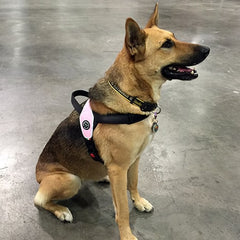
left=34, top=172, right=81, bottom=222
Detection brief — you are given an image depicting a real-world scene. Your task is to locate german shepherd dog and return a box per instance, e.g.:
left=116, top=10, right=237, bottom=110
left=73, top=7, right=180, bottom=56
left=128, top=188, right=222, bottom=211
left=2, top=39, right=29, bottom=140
left=34, top=4, right=209, bottom=240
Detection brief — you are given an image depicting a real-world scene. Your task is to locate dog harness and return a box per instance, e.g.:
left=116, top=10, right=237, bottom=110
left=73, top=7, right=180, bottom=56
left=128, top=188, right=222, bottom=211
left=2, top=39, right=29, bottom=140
left=71, top=89, right=160, bottom=164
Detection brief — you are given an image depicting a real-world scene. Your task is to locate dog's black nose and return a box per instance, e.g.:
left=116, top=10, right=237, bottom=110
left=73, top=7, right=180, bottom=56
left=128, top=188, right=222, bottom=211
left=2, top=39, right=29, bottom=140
left=200, top=46, right=210, bottom=57
left=187, top=45, right=210, bottom=66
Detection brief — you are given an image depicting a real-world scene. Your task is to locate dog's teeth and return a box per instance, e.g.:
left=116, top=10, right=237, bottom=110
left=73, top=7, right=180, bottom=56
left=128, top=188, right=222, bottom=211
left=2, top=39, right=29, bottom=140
left=191, top=71, right=194, bottom=74
left=169, top=67, right=173, bottom=70
left=173, top=68, right=177, bottom=71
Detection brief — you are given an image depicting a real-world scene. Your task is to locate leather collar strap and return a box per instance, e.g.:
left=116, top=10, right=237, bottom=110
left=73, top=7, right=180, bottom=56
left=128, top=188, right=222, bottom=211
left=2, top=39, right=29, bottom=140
left=108, top=81, right=158, bottom=112
left=71, top=90, right=149, bottom=125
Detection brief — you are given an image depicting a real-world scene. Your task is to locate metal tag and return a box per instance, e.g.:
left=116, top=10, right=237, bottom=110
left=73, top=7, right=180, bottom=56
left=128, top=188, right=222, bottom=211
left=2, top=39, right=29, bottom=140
left=152, top=122, right=159, bottom=133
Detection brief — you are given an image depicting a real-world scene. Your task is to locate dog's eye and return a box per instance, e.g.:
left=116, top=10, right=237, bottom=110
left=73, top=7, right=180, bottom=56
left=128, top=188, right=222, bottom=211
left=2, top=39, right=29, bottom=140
left=161, top=39, right=174, bottom=48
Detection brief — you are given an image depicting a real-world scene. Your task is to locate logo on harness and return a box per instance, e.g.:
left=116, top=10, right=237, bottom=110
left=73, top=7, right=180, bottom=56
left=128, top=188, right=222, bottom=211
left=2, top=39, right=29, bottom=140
left=82, top=120, right=90, bottom=130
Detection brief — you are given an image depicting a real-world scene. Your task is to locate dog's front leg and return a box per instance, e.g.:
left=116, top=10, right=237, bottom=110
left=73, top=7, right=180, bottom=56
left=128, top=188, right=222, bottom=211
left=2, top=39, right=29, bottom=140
left=108, top=164, right=137, bottom=240
left=127, top=158, right=153, bottom=212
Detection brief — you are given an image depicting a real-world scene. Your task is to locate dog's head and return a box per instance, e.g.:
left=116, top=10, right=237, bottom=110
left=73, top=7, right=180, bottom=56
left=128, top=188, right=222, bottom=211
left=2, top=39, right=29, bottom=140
left=125, top=3, right=210, bottom=82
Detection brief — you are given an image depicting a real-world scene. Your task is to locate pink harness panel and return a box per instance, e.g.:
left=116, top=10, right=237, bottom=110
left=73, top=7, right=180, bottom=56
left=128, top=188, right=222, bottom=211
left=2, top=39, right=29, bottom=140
left=79, top=99, right=94, bottom=140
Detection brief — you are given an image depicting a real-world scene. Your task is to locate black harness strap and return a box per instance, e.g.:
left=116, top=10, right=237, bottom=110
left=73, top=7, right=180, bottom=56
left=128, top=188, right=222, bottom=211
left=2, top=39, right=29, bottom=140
left=94, top=112, right=148, bottom=125
left=71, top=90, right=150, bottom=164
left=71, top=90, right=149, bottom=125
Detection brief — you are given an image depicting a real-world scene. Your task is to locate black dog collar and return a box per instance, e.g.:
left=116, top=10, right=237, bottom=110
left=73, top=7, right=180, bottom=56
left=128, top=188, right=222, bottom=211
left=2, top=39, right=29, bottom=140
left=108, top=81, right=158, bottom=112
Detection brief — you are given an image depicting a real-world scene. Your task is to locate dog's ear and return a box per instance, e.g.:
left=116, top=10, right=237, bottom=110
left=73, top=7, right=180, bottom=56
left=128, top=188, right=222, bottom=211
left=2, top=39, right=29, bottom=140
left=145, top=3, right=159, bottom=28
left=125, top=18, right=146, bottom=61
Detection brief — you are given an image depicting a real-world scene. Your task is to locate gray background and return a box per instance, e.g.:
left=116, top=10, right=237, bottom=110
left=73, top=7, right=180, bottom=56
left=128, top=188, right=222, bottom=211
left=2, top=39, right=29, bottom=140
left=0, top=0, right=239, bottom=239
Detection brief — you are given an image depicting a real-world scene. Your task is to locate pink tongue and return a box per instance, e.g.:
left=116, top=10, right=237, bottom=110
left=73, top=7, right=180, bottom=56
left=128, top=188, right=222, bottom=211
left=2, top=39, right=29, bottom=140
left=178, top=67, right=192, bottom=73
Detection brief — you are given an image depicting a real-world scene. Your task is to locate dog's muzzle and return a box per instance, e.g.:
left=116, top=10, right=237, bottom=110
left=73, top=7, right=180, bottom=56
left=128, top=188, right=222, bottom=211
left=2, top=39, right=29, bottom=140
left=161, top=45, right=210, bottom=81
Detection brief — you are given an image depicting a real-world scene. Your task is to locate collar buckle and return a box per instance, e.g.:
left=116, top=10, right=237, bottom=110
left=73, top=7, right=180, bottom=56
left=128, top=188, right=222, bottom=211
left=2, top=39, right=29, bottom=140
left=140, top=102, right=158, bottom=112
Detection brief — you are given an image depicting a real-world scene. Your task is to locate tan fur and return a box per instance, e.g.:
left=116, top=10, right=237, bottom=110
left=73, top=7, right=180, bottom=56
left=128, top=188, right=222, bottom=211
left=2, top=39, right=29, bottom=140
left=34, top=4, right=209, bottom=240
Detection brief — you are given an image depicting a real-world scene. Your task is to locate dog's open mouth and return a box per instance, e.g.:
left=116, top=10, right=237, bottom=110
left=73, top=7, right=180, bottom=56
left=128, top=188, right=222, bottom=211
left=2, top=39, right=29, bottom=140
left=161, top=64, right=198, bottom=81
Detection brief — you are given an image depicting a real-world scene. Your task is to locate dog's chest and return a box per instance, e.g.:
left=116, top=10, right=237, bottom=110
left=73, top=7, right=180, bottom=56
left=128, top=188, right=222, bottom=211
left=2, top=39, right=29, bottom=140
left=94, top=114, right=158, bottom=165
left=122, top=114, right=157, bottom=164
left=136, top=115, right=156, bottom=155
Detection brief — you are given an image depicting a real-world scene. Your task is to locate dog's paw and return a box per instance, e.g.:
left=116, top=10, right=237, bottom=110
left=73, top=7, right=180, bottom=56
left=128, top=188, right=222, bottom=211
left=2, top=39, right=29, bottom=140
left=133, top=197, right=153, bottom=212
left=98, top=175, right=110, bottom=183
left=130, top=235, right=138, bottom=240
left=55, top=207, right=73, bottom=223
left=121, top=233, right=138, bottom=240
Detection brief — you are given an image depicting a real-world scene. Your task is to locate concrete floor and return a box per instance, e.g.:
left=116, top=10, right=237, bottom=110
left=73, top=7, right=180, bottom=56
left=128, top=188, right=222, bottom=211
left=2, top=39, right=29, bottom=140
left=0, top=0, right=239, bottom=239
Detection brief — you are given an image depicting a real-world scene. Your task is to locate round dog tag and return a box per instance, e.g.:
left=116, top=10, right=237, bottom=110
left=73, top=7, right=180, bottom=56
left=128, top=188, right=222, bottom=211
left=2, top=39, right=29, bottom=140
left=152, top=122, right=159, bottom=133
